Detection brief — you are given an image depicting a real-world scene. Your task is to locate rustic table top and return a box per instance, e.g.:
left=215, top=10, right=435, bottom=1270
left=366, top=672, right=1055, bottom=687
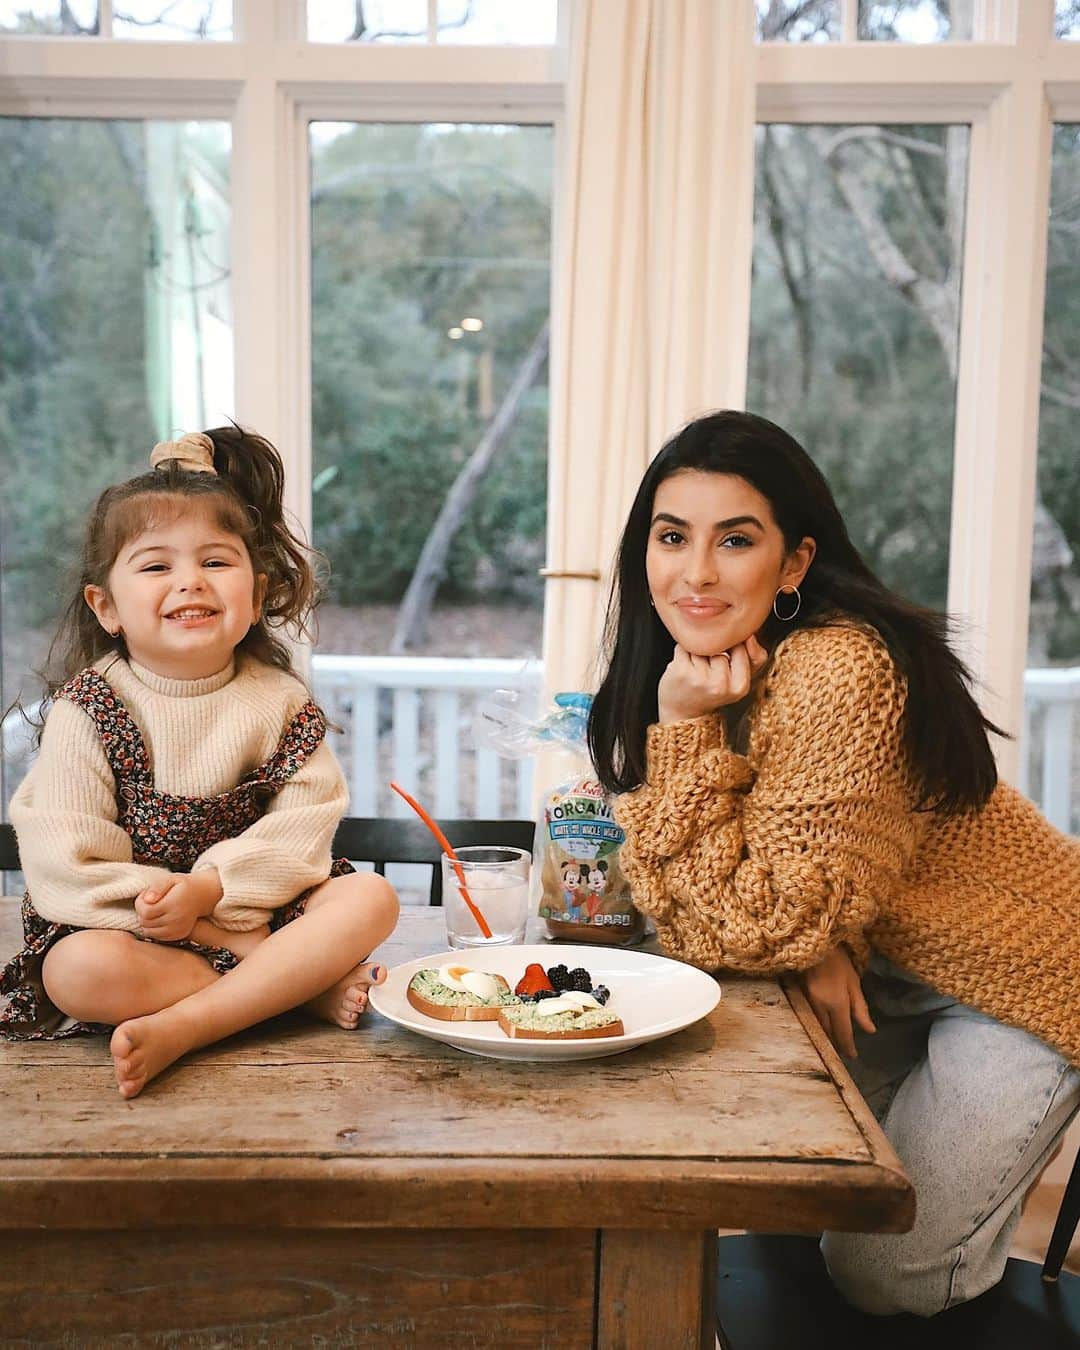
left=0, top=904, right=913, bottom=1235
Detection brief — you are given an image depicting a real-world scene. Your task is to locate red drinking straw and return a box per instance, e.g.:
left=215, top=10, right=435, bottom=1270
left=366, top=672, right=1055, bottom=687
left=389, top=781, right=494, bottom=940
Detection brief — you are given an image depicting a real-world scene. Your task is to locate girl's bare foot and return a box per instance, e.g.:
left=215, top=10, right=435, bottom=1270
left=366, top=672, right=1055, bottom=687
left=304, top=961, right=386, bottom=1029
left=110, top=1009, right=194, bottom=1099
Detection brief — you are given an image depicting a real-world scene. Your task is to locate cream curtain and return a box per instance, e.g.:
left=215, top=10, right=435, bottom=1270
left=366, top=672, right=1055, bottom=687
left=542, top=0, right=757, bottom=695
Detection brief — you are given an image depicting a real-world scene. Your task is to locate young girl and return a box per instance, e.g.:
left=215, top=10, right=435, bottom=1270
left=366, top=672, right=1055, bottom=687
left=0, top=428, right=399, bottom=1099
left=589, top=410, right=1079, bottom=1319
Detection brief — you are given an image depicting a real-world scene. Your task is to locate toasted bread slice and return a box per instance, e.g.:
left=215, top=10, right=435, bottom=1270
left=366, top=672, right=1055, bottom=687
left=497, top=1005, right=624, bottom=1040
left=407, top=969, right=515, bottom=1022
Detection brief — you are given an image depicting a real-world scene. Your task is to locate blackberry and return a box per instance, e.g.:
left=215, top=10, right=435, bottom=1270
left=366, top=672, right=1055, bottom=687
left=547, top=964, right=572, bottom=991
left=569, top=967, right=593, bottom=992
left=591, top=985, right=610, bottom=1006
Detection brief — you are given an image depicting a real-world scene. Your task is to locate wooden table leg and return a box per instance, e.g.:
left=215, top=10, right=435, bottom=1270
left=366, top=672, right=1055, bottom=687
left=596, top=1228, right=717, bottom=1349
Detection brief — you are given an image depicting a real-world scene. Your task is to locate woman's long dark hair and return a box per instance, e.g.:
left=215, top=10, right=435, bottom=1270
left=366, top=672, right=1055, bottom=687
left=588, top=410, right=1002, bottom=814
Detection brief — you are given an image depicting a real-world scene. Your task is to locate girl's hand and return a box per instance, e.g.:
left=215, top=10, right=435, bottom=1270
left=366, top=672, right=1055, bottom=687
left=135, top=869, right=222, bottom=943
left=657, top=634, right=769, bottom=725
left=800, top=945, right=876, bottom=1059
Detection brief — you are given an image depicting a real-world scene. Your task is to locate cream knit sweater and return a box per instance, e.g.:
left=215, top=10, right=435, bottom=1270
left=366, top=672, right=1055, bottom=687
left=614, top=624, right=1080, bottom=1066
left=11, top=655, right=347, bottom=933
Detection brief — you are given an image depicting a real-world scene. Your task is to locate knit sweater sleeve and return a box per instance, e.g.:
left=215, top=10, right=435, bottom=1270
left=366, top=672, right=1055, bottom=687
left=196, top=740, right=348, bottom=930
left=612, top=626, right=917, bottom=973
left=9, top=700, right=175, bottom=931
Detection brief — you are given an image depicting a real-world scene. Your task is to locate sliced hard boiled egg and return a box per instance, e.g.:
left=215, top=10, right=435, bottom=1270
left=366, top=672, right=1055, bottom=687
left=435, top=965, right=501, bottom=1001
left=458, top=970, right=501, bottom=1001
left=559, top=990, right=601, bottom=1009
left=436, top=965, right=474, bottom=993
left=534, top=997, right=579, bottom=1017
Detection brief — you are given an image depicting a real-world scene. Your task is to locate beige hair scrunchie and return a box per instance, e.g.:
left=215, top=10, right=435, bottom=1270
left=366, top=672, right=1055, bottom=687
left=149, top=431, right=217, bottom=476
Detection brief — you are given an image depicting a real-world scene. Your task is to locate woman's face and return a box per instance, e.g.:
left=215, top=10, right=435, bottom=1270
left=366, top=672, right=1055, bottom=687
left=645, top=470, right=815, bottom=657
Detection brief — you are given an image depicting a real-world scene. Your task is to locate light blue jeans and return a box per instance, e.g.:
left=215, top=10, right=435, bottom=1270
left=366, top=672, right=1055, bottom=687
left=821, top=953, right=1080, bottom=1318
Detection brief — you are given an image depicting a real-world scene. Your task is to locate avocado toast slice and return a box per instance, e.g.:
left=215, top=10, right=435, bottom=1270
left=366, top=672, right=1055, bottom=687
left=407, top=967, right=521, bottom=1022
left=497, top=1000, right=624, bottom=1040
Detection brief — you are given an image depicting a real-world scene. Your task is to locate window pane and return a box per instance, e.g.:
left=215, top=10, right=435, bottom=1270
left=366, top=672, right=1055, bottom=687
left=438, top=0, right=557, bottom=44
left=310, top=122, right=551, bottom=824
left=1026, top=124, right=1080, bottom=833
left=756, top=0, right=838, bottom=42
left=0, top=0, right=97, bottom=34
left=1056, top=1, right=1080, bottom=40
left=307, top=0, right=428, bottom=43
left=859, top=1, right=965, bottom=41
left=0, top=119, right=232, bottom=810
left=748, top=123, right=969, bottom=611
left=113, top=0, right=232, bottom=41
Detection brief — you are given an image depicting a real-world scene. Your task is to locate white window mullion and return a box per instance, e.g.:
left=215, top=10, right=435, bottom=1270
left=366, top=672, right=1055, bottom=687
left=278, top=0, right=306, bottom=43
left=427, top=0, right=438, bottom=43
left=839, top=0, right=858, bottom=44
left=234, top=0, right=303, bottom=43
left=947, top=67, right=1053, bottom=782
left=98, top=0, right=113, bottom=39
left=231, top=0, right=312, bottom=623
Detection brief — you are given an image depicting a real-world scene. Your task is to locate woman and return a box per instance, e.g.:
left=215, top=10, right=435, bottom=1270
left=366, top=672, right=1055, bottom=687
left=589, top=409, right=1079, bottom=1318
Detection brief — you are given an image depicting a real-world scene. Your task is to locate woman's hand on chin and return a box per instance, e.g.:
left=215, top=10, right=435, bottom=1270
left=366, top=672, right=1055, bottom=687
left=657, top=634, right=768, bottom=724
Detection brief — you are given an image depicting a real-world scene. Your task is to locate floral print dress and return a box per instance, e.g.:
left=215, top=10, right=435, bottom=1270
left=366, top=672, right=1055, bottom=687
left=0, top=668, right=352, bottom=1040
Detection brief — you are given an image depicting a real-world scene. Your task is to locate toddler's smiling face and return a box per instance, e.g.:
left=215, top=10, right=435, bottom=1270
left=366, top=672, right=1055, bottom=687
left=84, top=501, right=265, bottom=681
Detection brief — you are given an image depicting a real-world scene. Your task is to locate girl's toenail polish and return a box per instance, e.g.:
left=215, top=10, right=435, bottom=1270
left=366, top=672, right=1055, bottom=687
left=369, top=966, right=382, bottom=981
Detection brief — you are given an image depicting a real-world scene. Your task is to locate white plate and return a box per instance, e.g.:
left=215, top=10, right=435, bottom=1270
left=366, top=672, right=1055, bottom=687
left=368, top=943, right=721, bottom=1062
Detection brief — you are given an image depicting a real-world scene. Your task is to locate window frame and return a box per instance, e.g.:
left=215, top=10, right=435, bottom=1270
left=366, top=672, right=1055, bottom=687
left=2, top=0, right=1078, bottom=783
left=757, top=0, right=1080, bottom=779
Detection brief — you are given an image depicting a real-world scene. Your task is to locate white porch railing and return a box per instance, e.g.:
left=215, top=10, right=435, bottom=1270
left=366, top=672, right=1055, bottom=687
left=1021, top=667, right=1080, bottom=834
left=311, top=655, right=543, bottom=821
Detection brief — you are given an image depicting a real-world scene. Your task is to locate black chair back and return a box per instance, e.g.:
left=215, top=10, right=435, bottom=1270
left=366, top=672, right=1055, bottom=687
left=0, top=824, right=17, bottom=874
left=333, top=817, right=535, bottom=905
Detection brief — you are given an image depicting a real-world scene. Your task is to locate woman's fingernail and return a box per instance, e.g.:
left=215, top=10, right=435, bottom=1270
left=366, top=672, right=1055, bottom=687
left=369, top=965, right=382, bottom=981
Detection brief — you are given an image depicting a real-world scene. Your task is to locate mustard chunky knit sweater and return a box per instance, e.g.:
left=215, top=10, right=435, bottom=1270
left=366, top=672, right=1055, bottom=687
left=613, top=624, right=1080, bottom=1066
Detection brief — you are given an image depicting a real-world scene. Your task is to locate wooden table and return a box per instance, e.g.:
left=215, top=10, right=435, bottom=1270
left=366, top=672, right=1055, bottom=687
left=0, top=907, right=913, bottom=1348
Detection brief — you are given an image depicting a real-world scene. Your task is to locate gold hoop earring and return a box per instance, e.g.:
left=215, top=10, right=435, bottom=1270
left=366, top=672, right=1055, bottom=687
left=773, top=585, right=801, bottom=622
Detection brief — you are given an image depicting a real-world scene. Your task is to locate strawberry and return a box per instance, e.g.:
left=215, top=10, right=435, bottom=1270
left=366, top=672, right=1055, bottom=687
left=515, top=963, right=555, bottom=996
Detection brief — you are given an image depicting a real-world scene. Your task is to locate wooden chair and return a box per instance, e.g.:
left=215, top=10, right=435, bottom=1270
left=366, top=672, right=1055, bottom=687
left=0, top=818, right=535, bottom=907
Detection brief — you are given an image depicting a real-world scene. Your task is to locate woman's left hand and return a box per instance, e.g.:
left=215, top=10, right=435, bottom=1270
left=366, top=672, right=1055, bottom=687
left=800, top=944, right=876, bottom=1059
left=657, top=634, right=769, bottom=724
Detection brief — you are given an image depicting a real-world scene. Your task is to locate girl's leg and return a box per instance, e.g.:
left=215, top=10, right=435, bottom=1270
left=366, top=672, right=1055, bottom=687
left=822, top=997, right=1080, bottom=1317
left=189, top=917, right=270, bottom=959
left=110, top=872, right=398, bottom=1098
left=42, top=930, right=220, bottom=1025
left=299, top=880, right=389, bottom=1029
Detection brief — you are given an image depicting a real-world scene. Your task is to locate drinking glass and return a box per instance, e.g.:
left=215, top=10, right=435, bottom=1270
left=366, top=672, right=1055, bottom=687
left=441, top=846, right=531, bottom=949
